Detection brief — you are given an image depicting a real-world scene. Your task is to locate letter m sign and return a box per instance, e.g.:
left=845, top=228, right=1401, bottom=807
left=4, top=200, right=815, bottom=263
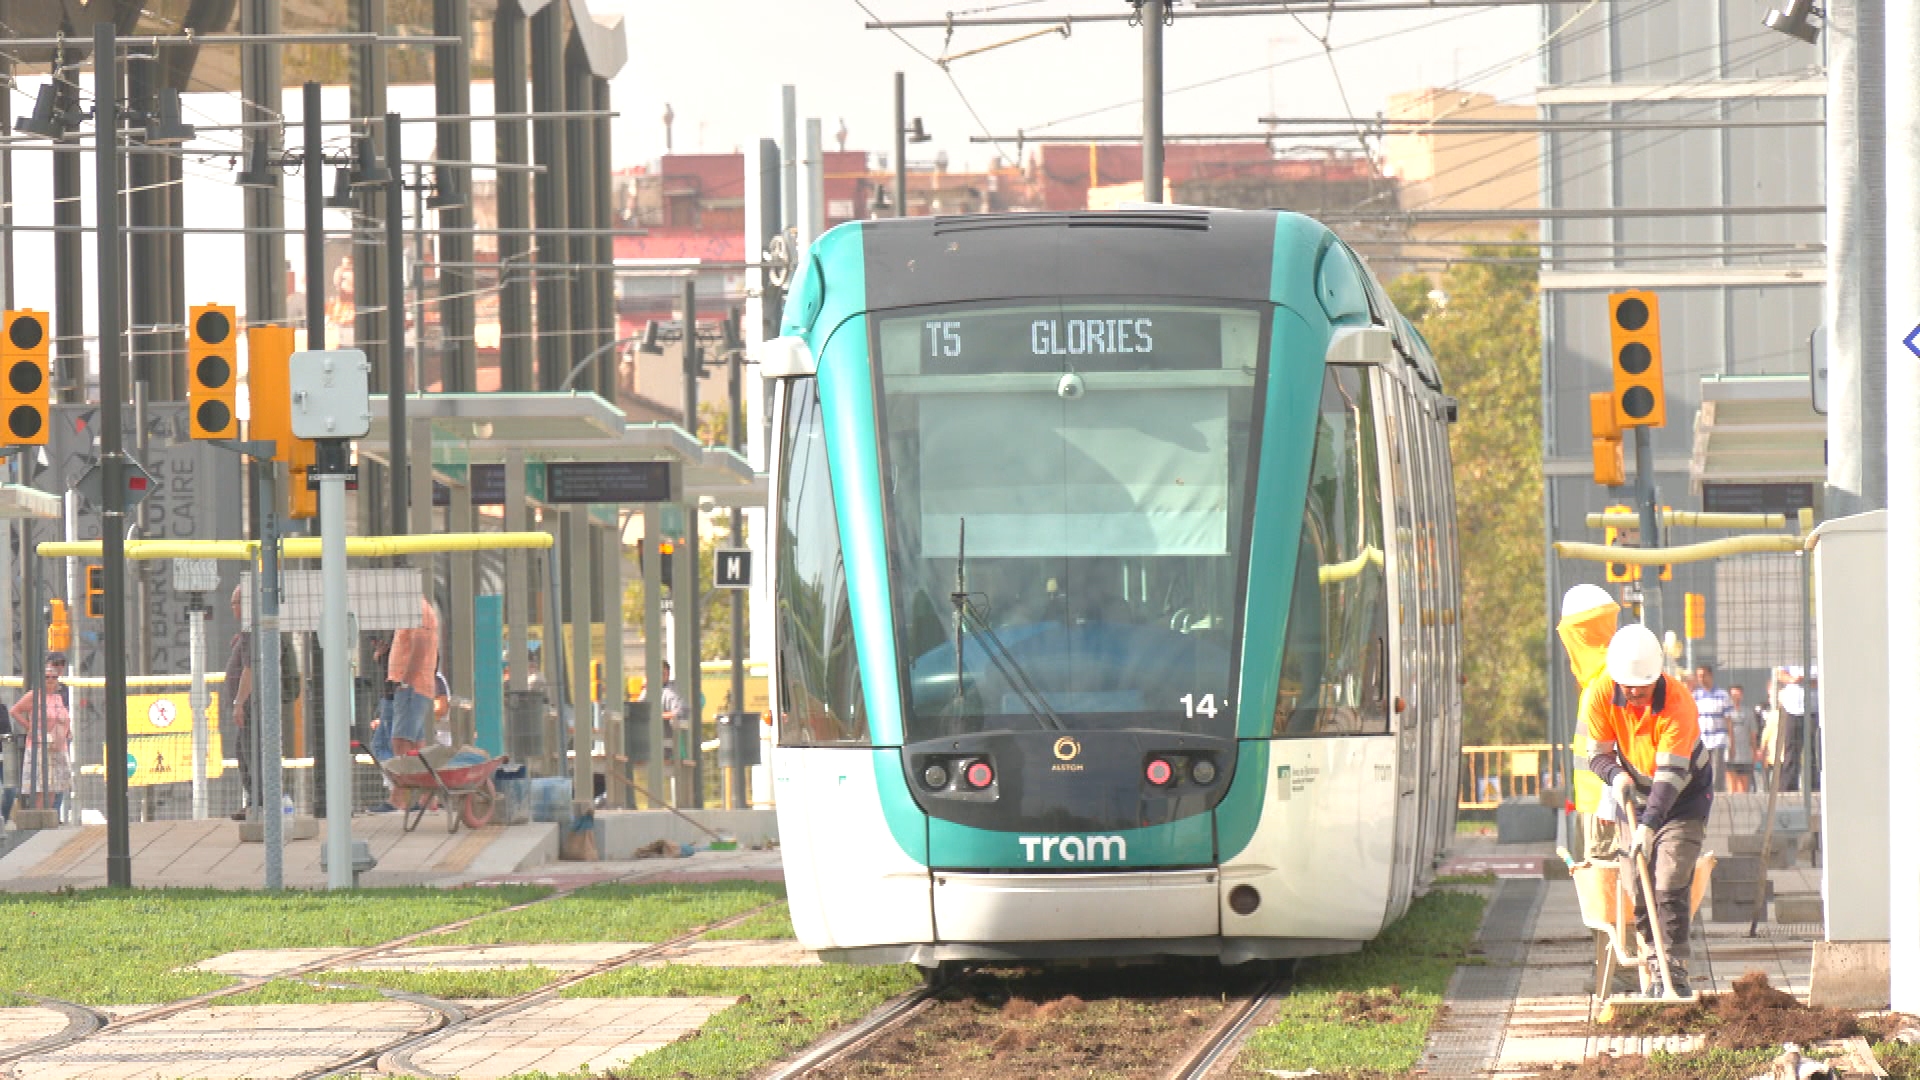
left=713, top=548, right=752, bottom=590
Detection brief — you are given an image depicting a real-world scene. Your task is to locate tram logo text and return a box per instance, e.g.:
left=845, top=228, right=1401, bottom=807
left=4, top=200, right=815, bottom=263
left=1017, top=835, right=1127, bottom=863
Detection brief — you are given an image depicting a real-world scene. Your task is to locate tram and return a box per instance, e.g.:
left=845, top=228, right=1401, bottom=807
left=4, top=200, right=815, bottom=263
left=762, top=207, right=1463, bottom=970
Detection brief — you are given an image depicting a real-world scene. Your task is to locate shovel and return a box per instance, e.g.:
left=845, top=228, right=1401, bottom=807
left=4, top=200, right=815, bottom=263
left=1623, top=798, right=1681, bottom=1000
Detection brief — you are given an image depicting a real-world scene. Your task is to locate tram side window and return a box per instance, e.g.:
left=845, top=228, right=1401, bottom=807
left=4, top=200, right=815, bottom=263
left=1274, top=366, right=1390, bottom=736
left=775, top=380, right=869, bottom=746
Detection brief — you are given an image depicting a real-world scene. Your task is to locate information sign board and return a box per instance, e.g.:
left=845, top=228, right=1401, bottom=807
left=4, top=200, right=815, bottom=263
left=545, top=461, right=672, bottom=504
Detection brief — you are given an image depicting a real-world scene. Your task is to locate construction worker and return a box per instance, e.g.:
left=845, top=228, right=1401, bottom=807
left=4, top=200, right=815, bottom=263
left=1558, top=584, right=1625, bottom=860
left=1583, top=623, right=1713, bottom=999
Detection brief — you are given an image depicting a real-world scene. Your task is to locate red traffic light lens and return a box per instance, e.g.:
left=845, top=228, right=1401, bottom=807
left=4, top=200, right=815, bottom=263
left=1145, top=758, right=1173, bottom=786
left=964, top=760, right=994, bottom=789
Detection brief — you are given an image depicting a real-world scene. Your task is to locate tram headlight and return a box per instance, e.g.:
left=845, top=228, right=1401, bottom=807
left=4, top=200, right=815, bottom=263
left=1191, top=759, right=1217, bottom=785
left=923, top=762, right=951, bottom=790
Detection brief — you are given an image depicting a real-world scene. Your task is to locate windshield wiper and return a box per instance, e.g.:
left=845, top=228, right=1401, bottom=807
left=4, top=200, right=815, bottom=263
left=949, top=519, right=1065, bottom=732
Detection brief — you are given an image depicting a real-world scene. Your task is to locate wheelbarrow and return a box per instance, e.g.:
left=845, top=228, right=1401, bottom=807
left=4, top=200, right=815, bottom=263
left=379, top=745, right=506, bottom=833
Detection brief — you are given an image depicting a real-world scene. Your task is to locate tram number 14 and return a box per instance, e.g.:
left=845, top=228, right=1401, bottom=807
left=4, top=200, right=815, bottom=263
left=1180, top=694, right=1222, bottom=720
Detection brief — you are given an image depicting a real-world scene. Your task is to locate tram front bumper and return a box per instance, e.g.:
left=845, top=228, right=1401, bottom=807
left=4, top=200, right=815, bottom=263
left=932, top=869, right=1220, bottom=942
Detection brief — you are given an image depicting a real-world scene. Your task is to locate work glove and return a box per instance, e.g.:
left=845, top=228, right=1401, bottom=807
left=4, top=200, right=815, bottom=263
left=1611, top=773, right=1635, bottom=806
left=1632, top=823, right=1654, bottom=856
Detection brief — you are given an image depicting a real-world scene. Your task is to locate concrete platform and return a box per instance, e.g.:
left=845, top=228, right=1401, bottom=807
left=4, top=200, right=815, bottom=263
left=0, top=809, right=784, bottom=892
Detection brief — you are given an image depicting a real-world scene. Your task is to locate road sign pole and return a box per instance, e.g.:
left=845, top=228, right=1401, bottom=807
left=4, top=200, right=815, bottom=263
left=94, top=22, right=132, bottom=889
left=258, top=465, right=285, bottom=890
left=317, top=440, right=353, bottom=889
left=1633, top=425, right=1663, bottom=639
left=188, top=601, right=208, bottom=820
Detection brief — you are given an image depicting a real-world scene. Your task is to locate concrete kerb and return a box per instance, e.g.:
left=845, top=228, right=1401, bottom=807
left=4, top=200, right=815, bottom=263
left=594, top=808, right=778, bottom=857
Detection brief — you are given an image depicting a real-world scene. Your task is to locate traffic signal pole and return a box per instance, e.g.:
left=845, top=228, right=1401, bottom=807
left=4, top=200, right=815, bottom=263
left=93, top=22, right=132, bottom=889
left=1633, top=425, right=1663, bottom=639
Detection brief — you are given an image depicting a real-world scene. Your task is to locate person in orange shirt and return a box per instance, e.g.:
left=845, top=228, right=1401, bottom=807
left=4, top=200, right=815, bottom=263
left=1582, top=623, right=1713, bottom=999
left=386, top=596, right=442, bottom=758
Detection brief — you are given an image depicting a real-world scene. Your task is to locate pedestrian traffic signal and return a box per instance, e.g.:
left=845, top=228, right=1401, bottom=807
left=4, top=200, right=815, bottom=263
left=85, top=564, right=104, bottom=619
left=1590, top=392, right=1624, bottom=486
left=1684, top=592, right=1705, bottom=641
left=46, top=598, right=70, bottom=653
left=1604, top=503, right=1638, bottom=583
left=0, top=309, right=50, bottom=446
left=188, top=303, right=238, bottom=439
left=1607, top=290, right=1666, bottom=428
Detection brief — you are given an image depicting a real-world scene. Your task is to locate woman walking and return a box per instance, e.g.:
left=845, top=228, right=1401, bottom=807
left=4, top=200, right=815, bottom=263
left=9, top=656, right=72, bottom=821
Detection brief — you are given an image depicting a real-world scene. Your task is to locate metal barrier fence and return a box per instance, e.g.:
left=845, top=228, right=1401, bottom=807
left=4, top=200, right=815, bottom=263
left=1458, top=742, right=1552, bottom=809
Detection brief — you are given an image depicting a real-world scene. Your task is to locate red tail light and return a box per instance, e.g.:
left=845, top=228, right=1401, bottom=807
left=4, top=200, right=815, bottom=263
left=964, top=760, right=994, bottom=789
left=1145, top=758, right=1173, bottom=786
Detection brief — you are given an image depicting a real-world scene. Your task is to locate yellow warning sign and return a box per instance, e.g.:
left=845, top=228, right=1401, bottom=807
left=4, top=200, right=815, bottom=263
left=116, top=692, right=224, bottom=787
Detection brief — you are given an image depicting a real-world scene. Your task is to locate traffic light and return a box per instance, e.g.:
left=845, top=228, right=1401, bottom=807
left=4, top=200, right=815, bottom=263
left=1684, top=592, right=1705, bottom=641
left=84, top=564, right=104, bottom=619
left=592, top=660, right=605, bottom=702
left=659, top=540, right=675, bottom=582
left=0, top=309, right=50, bottom=446
left=1603, top=503, right=1639, bottom=584
left=188, top=303, right=238, bottom=439
left=47, top=598, right=70, bottom=653
left=1589, top=392, right=1624, bottom=486
left=1607, top=290, right=1666, bottom=429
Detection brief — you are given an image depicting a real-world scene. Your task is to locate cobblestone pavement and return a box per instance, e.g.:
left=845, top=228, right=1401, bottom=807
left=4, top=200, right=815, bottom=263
left=400, top=997, right=738, bottom=1079
left=10, top=1002, right=436, bottom=1080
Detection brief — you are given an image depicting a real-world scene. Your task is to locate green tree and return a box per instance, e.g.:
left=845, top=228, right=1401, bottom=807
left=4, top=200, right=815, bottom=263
left=1389, top=248, right=1546, bottom=745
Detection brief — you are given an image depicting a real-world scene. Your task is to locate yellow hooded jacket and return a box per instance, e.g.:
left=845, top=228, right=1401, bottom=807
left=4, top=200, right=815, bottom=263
left=1557, top=596, right=1619, bottom=814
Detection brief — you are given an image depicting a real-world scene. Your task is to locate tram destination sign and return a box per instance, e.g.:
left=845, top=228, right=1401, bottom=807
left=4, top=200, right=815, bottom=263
left=544, top=461, right=673, bottom=504
left=910, top=307, right=1231, bottom=373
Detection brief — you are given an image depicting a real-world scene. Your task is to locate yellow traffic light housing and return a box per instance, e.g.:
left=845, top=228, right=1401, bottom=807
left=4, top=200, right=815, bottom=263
left=1603, top=503, right=1639, bottom=583
left=246, top=325, right=297, bottom=459
left=1607, top=290, right=1667, bottom=428
left=0, top=309, right=51, bottom=446
left=188, top=303, right=238, bottom=439
left=85, top=564, right=104, bottom=619
left=47, top=598, right=71, bottom=653
left=1684, top=592, right=1705, bottom=641
left=1588, top=391, right=1623, bottom=484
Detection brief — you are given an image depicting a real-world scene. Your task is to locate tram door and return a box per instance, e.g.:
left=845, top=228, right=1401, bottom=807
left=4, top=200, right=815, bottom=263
left=1376, top=372, right=1421, bottom=916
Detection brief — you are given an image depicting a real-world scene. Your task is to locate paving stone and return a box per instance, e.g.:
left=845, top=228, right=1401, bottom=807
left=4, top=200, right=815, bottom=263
left=0, top=1009, right=75, bottom=1053
left=10, top=1003, right=433, bottom=1080
left=403, top=997, right=737, bottom=1079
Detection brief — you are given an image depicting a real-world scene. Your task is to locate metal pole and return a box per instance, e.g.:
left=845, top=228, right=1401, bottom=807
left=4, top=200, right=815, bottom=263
left=305, top=84, right=326, bottom=355
left=433, top=0, right=476, bottom=394
left=673, top=497, right=701, bottom=809
left=1889, top=0, right=1920, bottom=1014
left=564, top=43, right=598, bottom=399
left=1633, top=426, right=1663, bottom=638
left=568, top=511, right=592, bottom=803
left=530, top=1, right=571, bottom=391
left=781, top=87, right=798, bottom=237
left=802, top=120, right=824, bottom=251
left=94, top=22, right=133, bottom=889
left=189, top=602, right=207, bottom=819
left=53, top=40, right=83, bottom=406
left=1141, top=0, right=1166, bottom=203
left=681, top=278, right=699, bottom=433
left=728, top=342, right=747, bottom=812
left=1825, top=0, right=1888, bottom=517
left=894, top=72, right=907, bottom=217
left=641, top=503, right=664, bottom=809
left=258, top=464, right=284, bottom=889
left=493, top=2, right=534, bottom=392
left=317, top=443, right=353, bottom=889
left=388, top=114, right=409, bottom=538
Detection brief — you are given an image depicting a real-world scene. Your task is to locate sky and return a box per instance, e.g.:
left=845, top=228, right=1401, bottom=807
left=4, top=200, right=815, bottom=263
left=597, top=0, right=1544, bottom=173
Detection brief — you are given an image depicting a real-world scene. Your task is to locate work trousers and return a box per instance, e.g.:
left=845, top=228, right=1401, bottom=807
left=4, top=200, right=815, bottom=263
left=1627, top=817, right=1706, bottom=959
left=1584, top=812, right=1622, bottom=862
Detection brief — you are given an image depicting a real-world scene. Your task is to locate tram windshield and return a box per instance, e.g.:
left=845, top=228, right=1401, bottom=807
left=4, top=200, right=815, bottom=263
left=875, top=302, right=1264, bottom=739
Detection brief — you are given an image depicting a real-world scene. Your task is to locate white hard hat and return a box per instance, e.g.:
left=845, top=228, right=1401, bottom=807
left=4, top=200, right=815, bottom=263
left=1561, top=583, right=1616, bottom=618
left=1606, top=623, right=1665, bottom=688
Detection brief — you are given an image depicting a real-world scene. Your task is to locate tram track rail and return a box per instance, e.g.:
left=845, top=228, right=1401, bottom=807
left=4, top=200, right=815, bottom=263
left=0, top=869, right=778, bottom=1078
left=1166, top=976, right=1287, bottom=1080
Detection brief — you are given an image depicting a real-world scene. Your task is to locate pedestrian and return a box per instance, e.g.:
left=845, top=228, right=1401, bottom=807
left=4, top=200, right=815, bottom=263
left=1724, top=686, right=1755, bottom=794
left=9, top=655, right=71, bottom=821
left=223, top=585, right=301, bottom=820
left=386, top=596, right=441, bottom=760
left=659, top=662, right=682, bottom=763
left=1557, top=583, right=1624, bottom=861
left=1692, top=665, right=1731, bottom=793
left=1583, top=623, right=1713, bottom=999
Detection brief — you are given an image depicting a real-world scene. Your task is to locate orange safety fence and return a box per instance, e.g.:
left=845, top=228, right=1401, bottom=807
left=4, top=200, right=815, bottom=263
left=1458, top=743, right=1554, bottom=809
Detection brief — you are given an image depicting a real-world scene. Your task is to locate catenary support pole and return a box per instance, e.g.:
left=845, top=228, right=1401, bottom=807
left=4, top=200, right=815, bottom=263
left=569, top=511, right=592, bottom=803
left=1141, top=0, right=1166, bottom=203
left=258, top=463, right=285, bottom=890
left=388, top=114, right=409, bottom=538
left=530, top=0, right=571, bottom=391
left=803, top=120, right=825, bottom=250
left=95, top=22, right=133, bottom=890
left=434, top=0, right=476, bottom=393
left=681, top=277, right=699, bottom=433
left=189, top=601, right=208, bottom=819
left=641, top=502, right=664, bottom=808
left=599, top=525, right=625, bottom=806
left=781, top=87, right=798, bottom=240
left=53, top=40, right=82, bottom=407
left=1826, top=0, right=1889, bottom=517
left=303, top=81, right=331, bottom=822
left=729, top=342, right=748, bottom=812
left=1885, top=0, right=1920, bottom=1014
left=493, top=1, right=534, bottom=393
left=894, top=72, right=907, bottom=217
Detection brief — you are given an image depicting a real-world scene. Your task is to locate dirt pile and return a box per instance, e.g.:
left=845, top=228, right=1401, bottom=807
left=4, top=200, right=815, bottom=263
left=1605, top=972, right=1864, bottom=1049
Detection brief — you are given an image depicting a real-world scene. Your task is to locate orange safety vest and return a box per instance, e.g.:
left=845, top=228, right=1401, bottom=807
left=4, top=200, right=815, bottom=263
left=1557, top=600, right=1618, bottom=813
left=1581, top=672, right=1701, bottom=791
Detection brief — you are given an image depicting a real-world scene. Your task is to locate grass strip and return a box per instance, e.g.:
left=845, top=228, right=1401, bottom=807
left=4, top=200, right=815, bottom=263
left=427, top=882, right=784, bottom=946
left=210, top=980, right=384, bottom=1006
left=549, top=963, right=919, bottom=1079
left=1236, top=890, right=1488, bottom=1077
left=0, top=886, right=549, bottom=1006
left=325, top=966, right=563, bottom=999
left=700, top=901, right=796, bottom=941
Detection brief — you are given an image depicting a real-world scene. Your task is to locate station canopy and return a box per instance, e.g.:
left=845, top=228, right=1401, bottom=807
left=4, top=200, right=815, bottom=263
left=356, top=392, right=763, bottom=507
left=1688, top=374, right=1825, bottom=494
